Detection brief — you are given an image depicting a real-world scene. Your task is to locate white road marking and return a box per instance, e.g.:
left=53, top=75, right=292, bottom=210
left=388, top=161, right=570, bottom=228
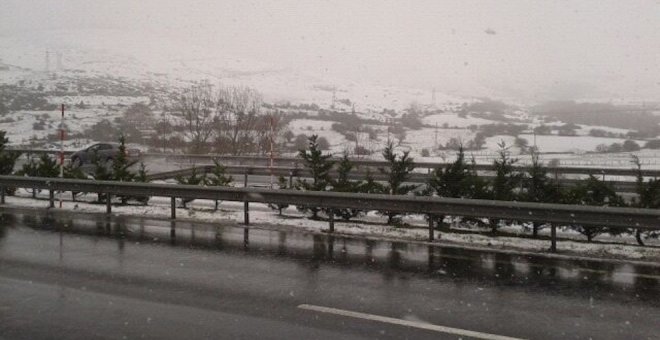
left=298, top=304, right=526, bottom=340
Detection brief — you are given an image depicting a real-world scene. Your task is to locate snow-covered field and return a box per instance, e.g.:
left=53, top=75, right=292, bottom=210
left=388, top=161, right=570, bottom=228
left=0, top=29, right=466, bottom=113
left=3, top=29, right=660, bottom=169
left=0, top=107, right=127, bottom=146
left=516, top=134, right=645, bottom=153
left=403, top=127, right=474, bottom=155
left=575, top=124, right=631, bottom=136
left=4, top=191, right=659, bottom=262
left=46, top=95, right=149, bottom=107
left=422, top=113, right=497, bottom=128
left=287, top=119, right=350, bottom=154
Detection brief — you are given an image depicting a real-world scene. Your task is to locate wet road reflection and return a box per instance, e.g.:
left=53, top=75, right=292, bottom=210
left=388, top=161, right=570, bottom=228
left=1, top=211, right=658, bottom=307
left=2, top=210, right=660, bottom=339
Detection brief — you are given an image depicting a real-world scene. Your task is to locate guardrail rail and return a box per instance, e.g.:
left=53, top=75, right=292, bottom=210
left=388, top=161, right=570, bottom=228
left=1, top=175, right=659, bottom=253
left=11, top=149, right=660, bottom=178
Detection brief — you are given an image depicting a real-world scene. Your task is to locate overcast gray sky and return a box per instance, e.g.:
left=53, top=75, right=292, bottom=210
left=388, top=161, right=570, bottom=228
left=2, top=0, right=659, bottom=101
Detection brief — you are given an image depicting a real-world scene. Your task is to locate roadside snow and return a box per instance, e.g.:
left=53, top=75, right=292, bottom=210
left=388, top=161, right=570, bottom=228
left=4, top=191, right=659, bottom=262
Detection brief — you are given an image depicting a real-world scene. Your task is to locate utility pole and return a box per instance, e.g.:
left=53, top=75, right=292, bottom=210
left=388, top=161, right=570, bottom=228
left=386, top=118, right=391, bottom=141
left=269, top=114, right=278, bottom=188
left=331, top=88, right=337, bottom=110
left=59, top=104, right=65, bottom=208
left=56, top=52, right=63, bottom=71
left=533, top=122, right=537, bottom=150
left=355, top=126, right=360, bottom=158
left=432, top=87, right=436, bottom=108
left=45, top=50, right=50, bottom=72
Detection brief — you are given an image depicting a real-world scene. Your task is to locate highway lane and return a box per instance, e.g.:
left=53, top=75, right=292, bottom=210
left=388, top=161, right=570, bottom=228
left=0, top=212, right=659, bottom=339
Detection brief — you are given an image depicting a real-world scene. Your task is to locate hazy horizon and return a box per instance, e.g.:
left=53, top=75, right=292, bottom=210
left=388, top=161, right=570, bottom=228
left=2, top=0, right=659, bottom=103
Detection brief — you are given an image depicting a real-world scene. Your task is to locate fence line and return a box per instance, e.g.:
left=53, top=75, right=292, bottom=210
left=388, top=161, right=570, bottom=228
left=1, top=176, right=659, bottom=252
left=146, top=165, right=640, bottom=194
left=9, top=149, right=660, bottom=178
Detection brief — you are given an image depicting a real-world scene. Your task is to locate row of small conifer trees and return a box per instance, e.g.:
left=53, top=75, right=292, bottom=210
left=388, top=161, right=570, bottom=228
left=290, top=135, right=659, bottom=245
left=1, top=131, right=658, bottom=244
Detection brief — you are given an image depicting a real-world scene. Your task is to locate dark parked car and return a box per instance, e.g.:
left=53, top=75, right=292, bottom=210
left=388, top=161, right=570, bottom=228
left=70, top=143, right=140, bottom=167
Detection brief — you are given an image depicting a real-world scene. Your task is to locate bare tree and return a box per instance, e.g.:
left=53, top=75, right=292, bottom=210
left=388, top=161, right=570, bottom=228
left=254, top=115, right=273, bottom=156
left=215, top=85, right=264, bottom=155
left=175, top=83, right=268, bottom=155
left=174, top=83, right=218, bottom=154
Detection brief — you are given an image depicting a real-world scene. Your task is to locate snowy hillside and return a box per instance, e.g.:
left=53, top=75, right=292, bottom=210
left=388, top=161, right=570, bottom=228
left=0, top=29, right=466, bottom=113
left=2, top=29, right=658, bottom=168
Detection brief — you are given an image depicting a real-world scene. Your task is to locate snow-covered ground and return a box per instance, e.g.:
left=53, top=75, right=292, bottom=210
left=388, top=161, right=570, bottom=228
left=0, top=29, right=467, bottom=113
left=515, top=134, right=645, bottom=153
left=3, top=29, right=660, bottom=169
left=422, top=113, right=497, bottom=128
left=0, top=107, right=128, bottom=147
left=575, top=124, right=631, bottom=136
left=4, top=190, right=659, bottom=262
left=403, top=127, right=474, bottom=155
left=46, top=95, right=149, bottom=107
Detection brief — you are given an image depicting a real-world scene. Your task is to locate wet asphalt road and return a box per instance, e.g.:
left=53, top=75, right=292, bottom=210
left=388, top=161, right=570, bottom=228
left=0, top=211, right=659, bottom=340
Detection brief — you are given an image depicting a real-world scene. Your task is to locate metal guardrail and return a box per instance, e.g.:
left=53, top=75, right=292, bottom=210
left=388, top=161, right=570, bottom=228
left=147, top=165, right=640, bottom=193
left=1, top=176, right=659, bottom=252
left=6, top=149, right=648, bottom=194
left=5, top=147, right=647, bottom=194
left=147, top=165, right=297, bottom=181
left=156, top=154, right=660, bottom=177
left=11, top=149, right=660, bottom=178
left=9, top=149, right=75, bottom=156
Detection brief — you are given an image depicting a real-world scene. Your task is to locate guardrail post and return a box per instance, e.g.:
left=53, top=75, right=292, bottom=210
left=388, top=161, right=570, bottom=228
left=328, top=210, right=335, bottom=233
left=1, top=186, right=5, bottom=204
left=49, top=189, right=55, bottom=208
left=427, top=245, right=438, bottom=272
left=244, top=202, right=250, bottom=225
left=243, top=171, right=250, bottom=225
left=327, top=235, right=335, bottom=259
left=170, top=220, right=176, bottom=240
left=428, top=215, right=434, bottom=241
left=106, top=195, right=112, bottom=214
left=550, top=224, right=557, bottom=252
left=170, top=197, right=176, bottom=219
